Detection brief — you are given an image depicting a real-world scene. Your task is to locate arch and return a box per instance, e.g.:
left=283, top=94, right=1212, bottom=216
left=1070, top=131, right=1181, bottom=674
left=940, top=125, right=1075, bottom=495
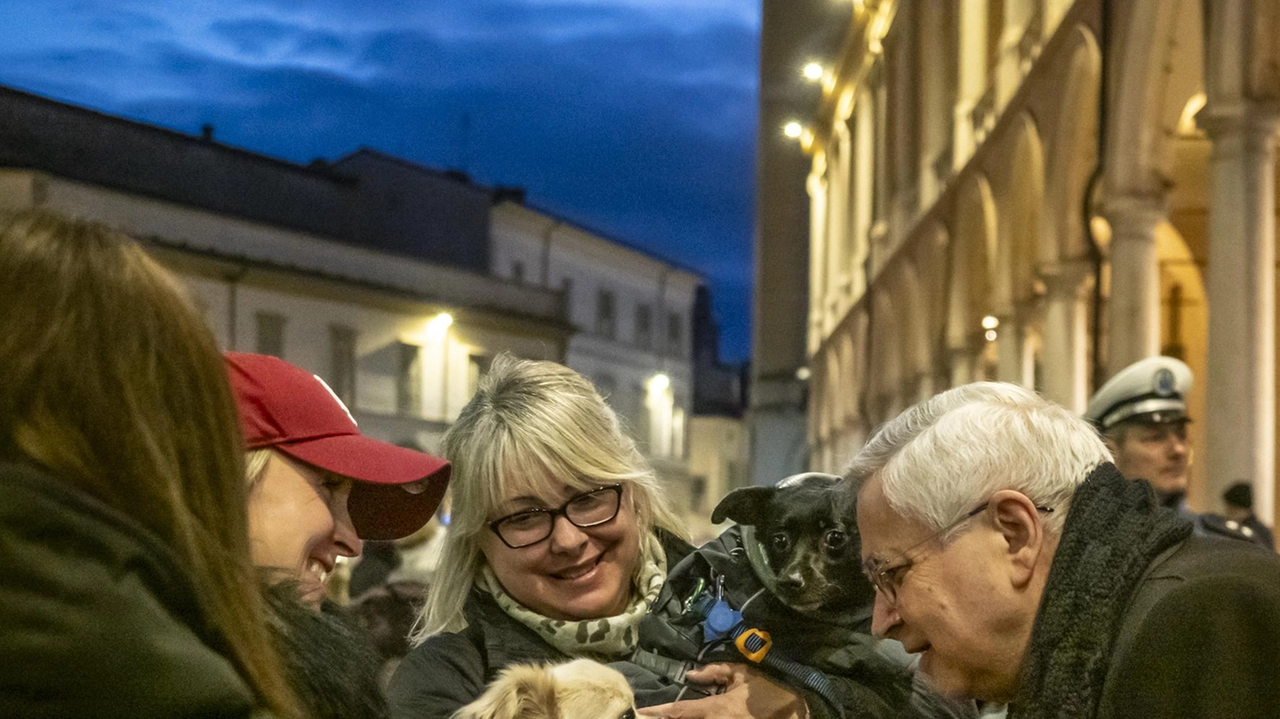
left=838, top=322, right=861, bottom=429
left=918, top=222, right=951, bottom=393
left=824, top=349, right=842, bottom=445
left=870, top=290, right=901, bottom=421
left=995, top=113, right=1045, bottom=309
left=948, top=174, right=998, bottom=351
left=827, top=123, right=852, bottom=305
left=1043, top=26, right=1101, bottom=267
left=1105, top=0, right=1204, bottom=201
left=897, top=262, right=930, bottom=399
left=832, top=326, right=854, bottom=431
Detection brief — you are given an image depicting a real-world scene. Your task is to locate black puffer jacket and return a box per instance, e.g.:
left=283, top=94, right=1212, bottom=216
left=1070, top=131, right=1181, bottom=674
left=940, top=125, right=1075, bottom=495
left=388, top=530, right=922, bottom=719
left=0, top=461, right=263, bottom=719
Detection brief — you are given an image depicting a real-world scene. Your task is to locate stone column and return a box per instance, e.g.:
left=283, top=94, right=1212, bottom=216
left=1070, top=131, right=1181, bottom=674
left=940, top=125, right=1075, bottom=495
left=996, top=320, right=1025, bottom=386
left=1041, top=262, right=1092, bottom=413
left=949, top=348, right=976, bottom=387
left=1104, top=199, right=1164, bottom=374
left=1203, top=111, right=1279, bottom=524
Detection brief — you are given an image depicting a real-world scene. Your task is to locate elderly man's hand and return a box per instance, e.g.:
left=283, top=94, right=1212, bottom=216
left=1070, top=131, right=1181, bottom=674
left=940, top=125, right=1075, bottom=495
left=637, top=663, right=809, bottom=719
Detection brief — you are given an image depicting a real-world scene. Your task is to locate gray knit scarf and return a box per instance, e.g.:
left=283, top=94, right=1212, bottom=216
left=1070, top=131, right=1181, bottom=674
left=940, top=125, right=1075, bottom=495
left=1010, top=462, right=1192, bottom=718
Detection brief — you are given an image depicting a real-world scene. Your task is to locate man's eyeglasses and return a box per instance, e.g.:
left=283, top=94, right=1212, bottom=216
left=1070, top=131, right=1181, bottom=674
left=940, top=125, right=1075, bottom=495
left=488, top=484, right=624, bottom=549
left=861, top=501, right=1054, bottom=606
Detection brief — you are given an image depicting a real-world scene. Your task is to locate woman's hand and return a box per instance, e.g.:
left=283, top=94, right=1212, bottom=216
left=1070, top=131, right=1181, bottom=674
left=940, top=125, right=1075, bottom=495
left=638, top=663, right=809, bottom=719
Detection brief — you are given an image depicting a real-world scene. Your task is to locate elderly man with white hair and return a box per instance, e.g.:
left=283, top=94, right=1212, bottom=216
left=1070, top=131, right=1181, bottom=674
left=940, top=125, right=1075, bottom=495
left=847, top=382, right=1280, bottom=719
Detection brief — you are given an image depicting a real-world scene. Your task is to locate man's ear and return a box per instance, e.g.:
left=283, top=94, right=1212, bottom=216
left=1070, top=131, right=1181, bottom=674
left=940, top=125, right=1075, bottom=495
left=711, top=486, right=775, bottom=525
left=987, top=489, right=1047, bottom=588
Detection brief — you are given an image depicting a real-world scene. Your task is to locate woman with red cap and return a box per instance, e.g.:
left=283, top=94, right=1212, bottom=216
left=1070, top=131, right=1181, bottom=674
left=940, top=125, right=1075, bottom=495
left=223, top=352, right=452, bottom=718
left=224, top=351, right=451, bottom=605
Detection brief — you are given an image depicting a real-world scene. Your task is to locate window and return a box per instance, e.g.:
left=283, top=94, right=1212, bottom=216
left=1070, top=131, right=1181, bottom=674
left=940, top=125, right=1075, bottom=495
left=328, top=325, right=357, bottom=405
left=666, top=312, right=683, bottom=354
left=635, top=304, right=653, bottom=348
left=396, top=342, right=422, bottom=416
left=596, top=289, right=616, bottom=339
left=467, top=353, right=492, bottom=400
left=594, top=373, right=617, bottom=399
left=255, top=312, right=286, bottom=358
left=511, top=261, right=525, bottom=284
left=561, top=278, right=575, bottom=326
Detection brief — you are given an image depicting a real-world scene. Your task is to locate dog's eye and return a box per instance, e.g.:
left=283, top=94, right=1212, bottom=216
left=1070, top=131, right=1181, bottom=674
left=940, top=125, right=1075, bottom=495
left=620, top=710, right=636, bottom=719
left=770, top=533, right=790, bottom=552
left=824, top=530, right=847, bottom=550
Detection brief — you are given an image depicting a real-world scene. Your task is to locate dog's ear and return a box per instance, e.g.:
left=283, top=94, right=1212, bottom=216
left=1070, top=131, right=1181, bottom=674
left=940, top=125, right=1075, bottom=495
left=711, top=486, right=776, bottom=525
left=452, top=664, right=558, bottom=719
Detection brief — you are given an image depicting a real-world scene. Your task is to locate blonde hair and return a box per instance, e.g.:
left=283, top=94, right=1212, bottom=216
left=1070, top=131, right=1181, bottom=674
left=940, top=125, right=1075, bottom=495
left=0, top=211, right=301, bottom=717
left=414, top=354, right=686, bottom=641
left=245, top=448, right=273, bottom=485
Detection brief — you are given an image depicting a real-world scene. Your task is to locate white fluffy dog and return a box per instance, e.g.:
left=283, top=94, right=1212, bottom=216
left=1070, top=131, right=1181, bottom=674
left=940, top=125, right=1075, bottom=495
left=451, top=659, right=636, bottom=719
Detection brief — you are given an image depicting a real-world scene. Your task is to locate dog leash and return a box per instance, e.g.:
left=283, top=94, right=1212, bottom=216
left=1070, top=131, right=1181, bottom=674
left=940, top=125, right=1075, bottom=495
left=695, top=575, right=848, bottom=718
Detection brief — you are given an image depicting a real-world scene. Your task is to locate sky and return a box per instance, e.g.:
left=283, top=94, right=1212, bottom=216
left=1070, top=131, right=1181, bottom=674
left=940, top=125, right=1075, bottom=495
left=0, top=0, right=760, bottom=361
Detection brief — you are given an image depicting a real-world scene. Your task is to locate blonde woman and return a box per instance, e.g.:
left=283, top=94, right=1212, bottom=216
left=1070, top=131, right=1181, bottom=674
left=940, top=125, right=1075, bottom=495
left=387, top=355, right=814, bottom=719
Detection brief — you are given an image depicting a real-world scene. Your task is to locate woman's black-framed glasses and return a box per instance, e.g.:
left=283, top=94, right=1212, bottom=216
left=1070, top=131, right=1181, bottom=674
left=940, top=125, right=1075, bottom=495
left=861, top=501, right=1054, bottom=606
left=488, top=484, right=624, bottom=549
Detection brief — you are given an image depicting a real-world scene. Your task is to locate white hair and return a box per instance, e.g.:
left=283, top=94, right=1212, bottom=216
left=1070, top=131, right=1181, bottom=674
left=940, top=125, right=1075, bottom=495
left=845, top=382, right=1112, bottom=536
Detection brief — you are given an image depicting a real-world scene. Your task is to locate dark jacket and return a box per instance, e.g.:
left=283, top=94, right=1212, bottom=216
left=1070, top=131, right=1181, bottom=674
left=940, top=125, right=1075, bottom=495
left=388, top=530, right=920, bottom=719
left=0, top=461, right=263, bottom=719
left=1011, top=463, right=1280, bottom=719
left=1096, top=532, right=1280, bottom=718
left=263, top=582, right=388, bottom=719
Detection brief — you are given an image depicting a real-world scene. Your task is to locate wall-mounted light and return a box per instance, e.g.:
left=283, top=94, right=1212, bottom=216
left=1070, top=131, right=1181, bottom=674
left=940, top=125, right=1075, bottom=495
left=802, top=62, right=824, bottom=82
left=783, top=121, right=804, bottom=139
left=426, top=312, right=453, bottom=340
left=981, top=315, right=999, bottom=330
left=985, top=329, right=998, bottom=342
left=647, top=373, right=670, bottom=394
left=795, top=366, right=812, bottom=381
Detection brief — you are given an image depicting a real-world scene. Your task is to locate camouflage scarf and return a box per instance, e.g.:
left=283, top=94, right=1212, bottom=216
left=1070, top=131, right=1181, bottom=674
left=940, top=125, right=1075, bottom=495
left=479, top=532, right=666, bottom=660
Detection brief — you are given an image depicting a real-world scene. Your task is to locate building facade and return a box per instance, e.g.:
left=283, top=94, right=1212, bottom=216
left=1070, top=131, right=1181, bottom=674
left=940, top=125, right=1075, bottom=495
left=490, top=200, right=702, bottom=506
left=774, top=0, right=1280, bottom=524
left=0, top=85, right=569, bottom=453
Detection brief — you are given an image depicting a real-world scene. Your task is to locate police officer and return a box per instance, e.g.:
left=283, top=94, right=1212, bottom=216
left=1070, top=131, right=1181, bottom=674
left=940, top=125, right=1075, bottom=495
left=1222, top=482, right=1275, bottom=550
left=1084, top=356, right=1258, bottom=544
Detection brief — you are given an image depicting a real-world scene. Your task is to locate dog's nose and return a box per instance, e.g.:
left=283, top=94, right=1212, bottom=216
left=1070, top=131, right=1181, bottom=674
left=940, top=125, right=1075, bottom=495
left=778, top=571, right=804, bottom=590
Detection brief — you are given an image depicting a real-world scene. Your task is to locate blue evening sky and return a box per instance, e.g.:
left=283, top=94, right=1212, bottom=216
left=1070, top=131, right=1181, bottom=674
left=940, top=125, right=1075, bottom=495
left=0, top=0, right=759, bottom=361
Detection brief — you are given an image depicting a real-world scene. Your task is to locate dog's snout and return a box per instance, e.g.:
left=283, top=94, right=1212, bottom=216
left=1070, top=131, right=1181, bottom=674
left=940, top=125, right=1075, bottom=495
left=778, top=571, right=805, bottom=590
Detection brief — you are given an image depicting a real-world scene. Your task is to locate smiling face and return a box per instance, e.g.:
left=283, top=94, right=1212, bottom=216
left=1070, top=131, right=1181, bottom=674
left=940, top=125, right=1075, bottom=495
left=480, top=480, right=641, bottom=620
left=856, top=478, right=1032, bottom=702
left=247, top=451, right=363, bottom=604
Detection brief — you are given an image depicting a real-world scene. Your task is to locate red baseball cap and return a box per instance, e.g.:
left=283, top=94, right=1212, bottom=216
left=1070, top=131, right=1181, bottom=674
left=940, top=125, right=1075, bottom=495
left=225, top=352, right=450, bottom=541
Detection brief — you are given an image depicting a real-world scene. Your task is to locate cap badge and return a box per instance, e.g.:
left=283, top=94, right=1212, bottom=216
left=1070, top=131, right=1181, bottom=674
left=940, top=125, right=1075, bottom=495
left=1153, top=368, right=1176, bottom=396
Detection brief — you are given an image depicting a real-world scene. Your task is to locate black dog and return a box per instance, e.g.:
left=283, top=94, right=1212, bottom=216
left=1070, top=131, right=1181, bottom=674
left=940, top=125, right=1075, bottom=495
left=711, top=472, right=875, bottom=620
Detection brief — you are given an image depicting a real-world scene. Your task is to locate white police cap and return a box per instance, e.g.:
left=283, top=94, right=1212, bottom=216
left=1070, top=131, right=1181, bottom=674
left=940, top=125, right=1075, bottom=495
left=1084, top=356, right=1193, bottom=431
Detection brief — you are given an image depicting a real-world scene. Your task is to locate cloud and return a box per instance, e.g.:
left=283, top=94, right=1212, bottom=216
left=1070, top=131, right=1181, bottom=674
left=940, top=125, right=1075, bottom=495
left=0, top=0, right=759, bottom=360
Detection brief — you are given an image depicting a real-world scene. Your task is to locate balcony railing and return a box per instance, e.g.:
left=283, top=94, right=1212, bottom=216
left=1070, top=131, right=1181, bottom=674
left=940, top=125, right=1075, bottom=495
left=1017, top=4, right=1045, bottom=76
left=932, top=141, right=954, bottom=190
left=970, top=82, right=997, bottom=145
